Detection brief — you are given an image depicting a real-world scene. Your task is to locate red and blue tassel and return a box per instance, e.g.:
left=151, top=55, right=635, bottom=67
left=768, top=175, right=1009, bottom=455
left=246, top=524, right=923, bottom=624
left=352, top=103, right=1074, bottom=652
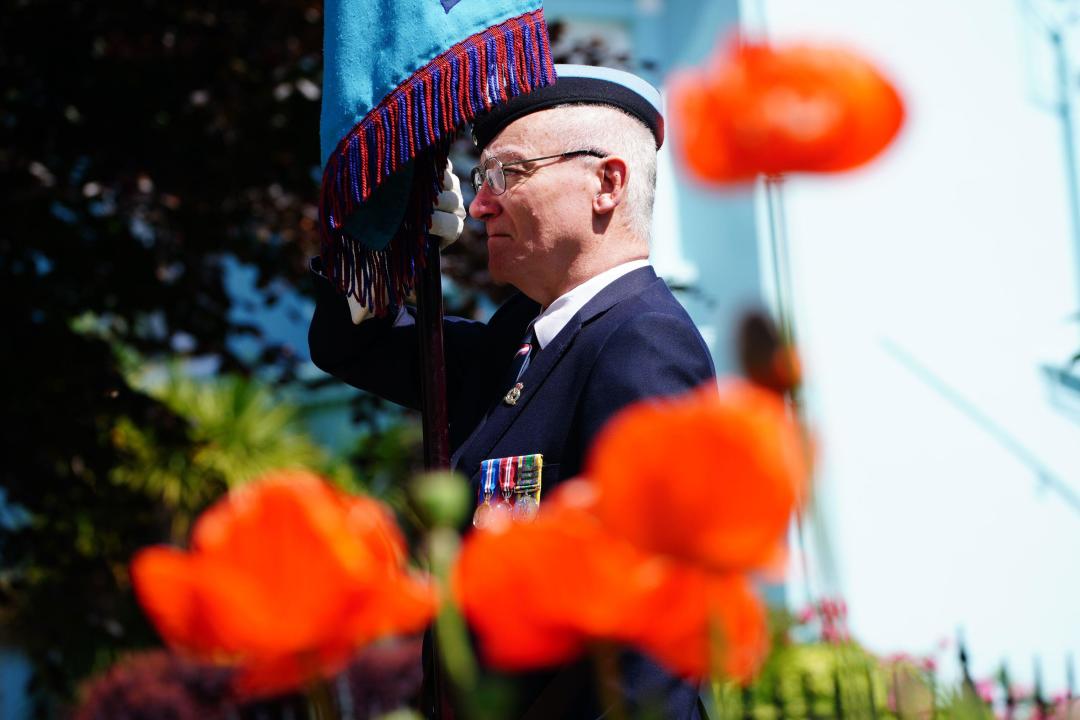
left=319, top=9, right=556, bottom=316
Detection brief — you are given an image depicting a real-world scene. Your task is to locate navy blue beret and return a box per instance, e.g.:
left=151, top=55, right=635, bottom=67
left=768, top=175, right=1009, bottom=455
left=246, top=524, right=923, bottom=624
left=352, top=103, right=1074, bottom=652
left=471, top=64, right=665, bottom=152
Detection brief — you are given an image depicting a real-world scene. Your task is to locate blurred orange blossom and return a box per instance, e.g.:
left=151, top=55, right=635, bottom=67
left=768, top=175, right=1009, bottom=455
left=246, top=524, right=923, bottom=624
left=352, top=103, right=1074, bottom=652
left=455, top=481, right=659, bottom=670
left=669, top=39, right=905, bottom=183
left=629, top=565, right=767, bottom=681
left=130, top=470, right=437, bottom=698
left=588, top=381, right=808, bottom=574
left=455, top=479, right=770, bottom=681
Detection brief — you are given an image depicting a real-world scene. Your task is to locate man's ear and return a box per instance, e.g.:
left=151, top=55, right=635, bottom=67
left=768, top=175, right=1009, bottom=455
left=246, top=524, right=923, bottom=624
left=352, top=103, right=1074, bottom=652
left=593, top=156, right=628, bottom=216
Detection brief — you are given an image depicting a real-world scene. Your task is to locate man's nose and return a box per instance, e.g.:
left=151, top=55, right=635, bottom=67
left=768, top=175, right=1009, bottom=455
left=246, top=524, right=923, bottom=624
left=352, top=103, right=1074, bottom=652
left=469, top=183, right=500, bottom=221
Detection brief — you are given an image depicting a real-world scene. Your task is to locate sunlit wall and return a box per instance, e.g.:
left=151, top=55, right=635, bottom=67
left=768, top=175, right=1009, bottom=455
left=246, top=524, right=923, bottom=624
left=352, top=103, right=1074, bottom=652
left=750, top=0, right=1080, bottom=690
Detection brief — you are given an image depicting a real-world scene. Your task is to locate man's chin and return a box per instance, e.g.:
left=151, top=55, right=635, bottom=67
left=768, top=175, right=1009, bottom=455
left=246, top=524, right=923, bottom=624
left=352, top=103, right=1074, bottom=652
left=486, top=256, right=514, bottom=286
left=486, top=266, right=511, bottom=286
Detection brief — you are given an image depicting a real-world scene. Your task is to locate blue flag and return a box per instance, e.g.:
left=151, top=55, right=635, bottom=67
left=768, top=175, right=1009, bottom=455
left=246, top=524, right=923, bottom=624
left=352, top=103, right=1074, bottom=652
left=319, top=0, right=555, bottom=314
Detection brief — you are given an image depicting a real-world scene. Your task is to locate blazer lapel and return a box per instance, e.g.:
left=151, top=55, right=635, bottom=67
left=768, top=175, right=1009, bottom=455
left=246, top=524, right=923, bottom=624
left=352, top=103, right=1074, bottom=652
left=575, top=265, right=658, bottom=326
left=450, top=266, right=661, bottom=470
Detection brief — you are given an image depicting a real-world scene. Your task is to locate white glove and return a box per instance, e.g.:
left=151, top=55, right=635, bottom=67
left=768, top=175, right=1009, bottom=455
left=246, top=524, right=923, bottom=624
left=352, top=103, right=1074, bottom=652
left=346, top=159, right=466, bottom=324
left=431, top=159, right=467, bottom=249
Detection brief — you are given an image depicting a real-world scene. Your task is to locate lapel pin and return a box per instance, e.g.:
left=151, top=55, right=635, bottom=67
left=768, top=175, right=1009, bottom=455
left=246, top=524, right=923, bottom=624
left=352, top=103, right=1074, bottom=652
left=503, top=382, right=523, bottom=406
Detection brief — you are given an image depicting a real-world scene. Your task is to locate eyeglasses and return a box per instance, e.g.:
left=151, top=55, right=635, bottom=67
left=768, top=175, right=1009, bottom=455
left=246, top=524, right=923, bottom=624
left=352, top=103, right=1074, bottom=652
left=470, top=150, right=607, bottom=196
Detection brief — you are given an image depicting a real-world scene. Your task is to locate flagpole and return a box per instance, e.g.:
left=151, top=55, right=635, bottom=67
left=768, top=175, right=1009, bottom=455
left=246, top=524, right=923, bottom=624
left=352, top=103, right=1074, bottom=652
left=414, top=230, right=454, bottom=720
left=415, top=231, right=451, bottom=470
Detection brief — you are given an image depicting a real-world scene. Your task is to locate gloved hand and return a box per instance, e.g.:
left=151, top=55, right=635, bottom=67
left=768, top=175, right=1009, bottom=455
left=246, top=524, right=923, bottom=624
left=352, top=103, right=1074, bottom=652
left=347, top=159, right=466, bottom=324
left=431, top=159, right=467, bottom=249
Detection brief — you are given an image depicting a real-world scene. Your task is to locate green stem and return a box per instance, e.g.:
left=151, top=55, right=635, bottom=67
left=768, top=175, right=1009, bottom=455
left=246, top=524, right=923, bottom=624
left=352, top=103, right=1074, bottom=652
left=592, top=641, right=628, bottom=720
left=711, top=679, right=724, bottom=719
left=306, top=677, right=338, bottom=720
left=426, top=526, right=488, bottom=718
left=707, top=609, right=728, bottom=682
left=708, top=610, right=736, bottom=719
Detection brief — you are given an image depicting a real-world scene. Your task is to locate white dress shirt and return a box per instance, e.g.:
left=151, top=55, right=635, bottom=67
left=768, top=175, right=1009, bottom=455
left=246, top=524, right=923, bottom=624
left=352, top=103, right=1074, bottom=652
left=530, top=259, right=650, bottom=349
left=373, top=259, right=651, bottom=338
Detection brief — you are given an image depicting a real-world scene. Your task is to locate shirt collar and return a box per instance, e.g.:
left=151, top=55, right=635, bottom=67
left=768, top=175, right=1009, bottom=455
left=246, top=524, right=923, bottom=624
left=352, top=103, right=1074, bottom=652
left=531, top=259, right=650, bottom=349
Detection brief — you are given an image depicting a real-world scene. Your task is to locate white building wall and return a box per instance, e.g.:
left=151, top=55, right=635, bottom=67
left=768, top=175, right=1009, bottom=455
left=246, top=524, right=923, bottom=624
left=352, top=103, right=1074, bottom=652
left=755, top=0, right=1080, bottom=690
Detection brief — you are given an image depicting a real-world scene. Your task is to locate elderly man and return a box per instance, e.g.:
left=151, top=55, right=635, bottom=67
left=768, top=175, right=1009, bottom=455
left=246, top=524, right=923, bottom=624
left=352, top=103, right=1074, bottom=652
left=309, top=65, right=713, bottom=719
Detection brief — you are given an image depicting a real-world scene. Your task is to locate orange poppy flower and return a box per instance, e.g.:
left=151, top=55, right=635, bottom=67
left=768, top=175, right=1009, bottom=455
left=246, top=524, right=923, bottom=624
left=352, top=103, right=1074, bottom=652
left=130, top=470, right=437, bottom=698
left=454, top=481, right=658, bottom=670
left=670, top=40, right=904, bottom=183
left=453, top=481, right=768, bottom=681
left=587, top=381, right=807, bottom=574
left=628, top=565, right=768, bottom=682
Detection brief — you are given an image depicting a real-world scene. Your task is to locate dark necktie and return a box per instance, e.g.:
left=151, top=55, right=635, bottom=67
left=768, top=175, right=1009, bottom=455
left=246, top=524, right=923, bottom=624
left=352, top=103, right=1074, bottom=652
left=506, top=326, right=539, bottom=387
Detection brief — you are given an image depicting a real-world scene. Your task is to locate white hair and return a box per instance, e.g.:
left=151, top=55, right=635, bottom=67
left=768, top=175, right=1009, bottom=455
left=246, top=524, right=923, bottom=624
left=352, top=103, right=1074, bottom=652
left=544, top=104, right=658, bottom=243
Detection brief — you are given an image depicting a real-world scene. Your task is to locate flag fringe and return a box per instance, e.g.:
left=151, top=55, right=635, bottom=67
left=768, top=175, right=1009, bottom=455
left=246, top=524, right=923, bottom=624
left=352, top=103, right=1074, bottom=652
left=319, top=8, right=556, bottom=315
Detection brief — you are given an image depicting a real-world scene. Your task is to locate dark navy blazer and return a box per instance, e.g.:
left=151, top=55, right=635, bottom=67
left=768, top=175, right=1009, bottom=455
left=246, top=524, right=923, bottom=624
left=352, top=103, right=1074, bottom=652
left=309, top=266, right=715, bottom=719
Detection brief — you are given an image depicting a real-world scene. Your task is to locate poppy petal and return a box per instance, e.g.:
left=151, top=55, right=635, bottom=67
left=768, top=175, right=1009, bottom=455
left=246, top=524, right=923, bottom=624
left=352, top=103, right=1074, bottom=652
left=588, top=381, right=807, bottom=572
left=630, top=567, right=767, bottom=681
left=130, top=547, right=209, bottom=654
left=453, top=482, right=697, bottom=671
left=130, top=471, right=438, bottom=700
left=671, top=39, right=904, bottom=182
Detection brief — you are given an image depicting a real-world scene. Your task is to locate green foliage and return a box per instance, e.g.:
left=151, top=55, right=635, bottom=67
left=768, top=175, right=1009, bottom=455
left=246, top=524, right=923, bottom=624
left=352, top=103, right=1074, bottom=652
left=714, top=640, right=888, bottom=719
left=937, top=687, right=996, bottom=720
left=151, top=371, right=353, bottom=486
left=109, top=416, right=223, bottom=534
left=111, top=368, right=360, bottom=540
left=1, top=352, right=369, bottom=713
left=349, top=417, right=424, bottom=511
left=704, top=612, right=1002, bottom=720
left=3, top=0, right=350, bottom=709
left=2, top=0, right=328, bottom=709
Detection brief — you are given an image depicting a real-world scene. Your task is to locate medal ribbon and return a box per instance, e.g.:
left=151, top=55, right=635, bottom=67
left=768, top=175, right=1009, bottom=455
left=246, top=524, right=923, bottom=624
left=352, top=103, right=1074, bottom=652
left=479, top=458, right=497, bottom=504
left=499, top=456, right=516, bottom=499
left=476, top=453, right=543, bottom=522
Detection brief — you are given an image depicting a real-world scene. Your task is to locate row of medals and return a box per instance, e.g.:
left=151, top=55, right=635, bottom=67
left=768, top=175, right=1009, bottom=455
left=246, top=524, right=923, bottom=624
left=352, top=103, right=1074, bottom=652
left=472, top=466, right=541, bottom=528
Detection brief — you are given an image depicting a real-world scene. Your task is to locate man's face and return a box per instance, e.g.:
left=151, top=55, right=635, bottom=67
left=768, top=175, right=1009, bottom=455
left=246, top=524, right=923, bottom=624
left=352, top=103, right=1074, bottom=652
left=468, top=110, right=596, bottom=298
